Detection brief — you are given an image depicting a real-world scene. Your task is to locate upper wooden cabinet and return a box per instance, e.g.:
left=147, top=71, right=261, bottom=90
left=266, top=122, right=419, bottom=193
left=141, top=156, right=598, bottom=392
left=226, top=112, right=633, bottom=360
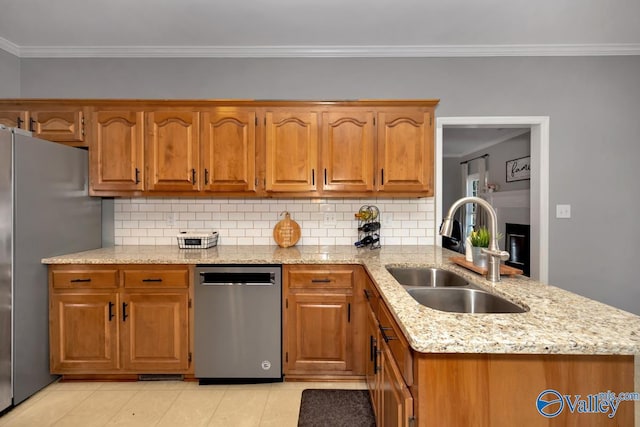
left=0, top=103, right=86, bottom=146
left=377, top=110, right=433, bottom=194
left=30, top=109, right=86, bottom=144
left=146, top=110, right=200, bottom=192
left=0, top=99, right=438, bottom=197
left=265, top=110, right=319, bottom=193
left=90, top=110, right=145, bottom=193
left=201, top=108, right=257, bottom=193
left=321, top=110, right=375, bottom=193
left=0, top=110, right=28, bottom=130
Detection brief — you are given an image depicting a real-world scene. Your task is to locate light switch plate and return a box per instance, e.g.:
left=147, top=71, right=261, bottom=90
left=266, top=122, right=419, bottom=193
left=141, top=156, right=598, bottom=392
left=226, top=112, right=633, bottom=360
left=556, top=204, right=571, bottom=219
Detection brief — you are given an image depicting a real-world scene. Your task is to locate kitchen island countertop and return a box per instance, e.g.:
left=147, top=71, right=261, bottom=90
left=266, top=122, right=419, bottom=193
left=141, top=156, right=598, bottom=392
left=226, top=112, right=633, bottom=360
left=43, top=245, right=640, bottom=355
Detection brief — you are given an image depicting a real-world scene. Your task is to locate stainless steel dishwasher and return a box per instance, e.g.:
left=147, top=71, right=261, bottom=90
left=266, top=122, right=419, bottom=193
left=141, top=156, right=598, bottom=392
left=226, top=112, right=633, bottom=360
left=194, top=265, right=282, bottom=383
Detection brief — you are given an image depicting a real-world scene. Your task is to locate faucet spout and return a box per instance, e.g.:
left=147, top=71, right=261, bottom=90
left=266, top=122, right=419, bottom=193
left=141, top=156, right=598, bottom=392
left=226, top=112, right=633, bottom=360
left=441, top=196, right=509, bottom=282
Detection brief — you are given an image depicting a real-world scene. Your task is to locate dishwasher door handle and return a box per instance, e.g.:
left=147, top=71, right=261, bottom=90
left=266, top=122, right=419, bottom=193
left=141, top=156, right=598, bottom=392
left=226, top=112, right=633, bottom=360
left=200, top=281, right=273, bottom=286
left=199, top=271, right=276, bottom=286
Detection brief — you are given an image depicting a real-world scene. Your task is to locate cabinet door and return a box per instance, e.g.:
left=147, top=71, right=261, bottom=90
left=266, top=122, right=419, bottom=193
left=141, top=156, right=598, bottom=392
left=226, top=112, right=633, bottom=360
left=50, top=293, right=119, bottom=373
left=201, top=109, right=256, bottom=193
left=380, top=341, right=414, bottom=427
left=146, top=111, right=200, bottom=192
left=321, top=111, right=375, bottom=192
left=91, top=111, right=145, bottom=192
left=120, top=292, right=190, bottom=372
left=365, top=305, right=381, bottom=419
left=30, top=109, right=86, bottom=144
left=377, top=110, right=433, bottom=194
left=265, top=111, right=318, bottom=192
left=0, top=110, right=28, bottom=130
left=285, top=293, right=353, bottom=373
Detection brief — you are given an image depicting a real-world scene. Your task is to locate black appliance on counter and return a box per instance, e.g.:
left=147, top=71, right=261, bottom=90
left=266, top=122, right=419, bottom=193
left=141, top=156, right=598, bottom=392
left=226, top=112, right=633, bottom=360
left=505, top=223, right=530, bottom=277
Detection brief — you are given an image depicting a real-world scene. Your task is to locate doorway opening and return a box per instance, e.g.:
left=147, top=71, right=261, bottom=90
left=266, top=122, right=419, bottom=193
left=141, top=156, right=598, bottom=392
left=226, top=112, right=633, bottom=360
left=435, top=117, right=549, bottom=283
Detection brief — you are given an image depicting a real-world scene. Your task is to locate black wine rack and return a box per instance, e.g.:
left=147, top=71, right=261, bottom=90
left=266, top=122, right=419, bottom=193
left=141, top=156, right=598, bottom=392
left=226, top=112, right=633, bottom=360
left=354, top=205, right=381, bottom=249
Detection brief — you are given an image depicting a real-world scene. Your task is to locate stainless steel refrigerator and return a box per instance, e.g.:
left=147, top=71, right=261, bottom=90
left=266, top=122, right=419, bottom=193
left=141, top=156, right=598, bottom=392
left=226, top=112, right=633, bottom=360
left=0, top=126, right=102, bottom=412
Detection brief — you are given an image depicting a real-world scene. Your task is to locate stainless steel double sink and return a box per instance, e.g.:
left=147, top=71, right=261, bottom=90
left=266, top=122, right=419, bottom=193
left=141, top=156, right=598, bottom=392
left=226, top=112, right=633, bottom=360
left=385, top=266, right=527, bottom=314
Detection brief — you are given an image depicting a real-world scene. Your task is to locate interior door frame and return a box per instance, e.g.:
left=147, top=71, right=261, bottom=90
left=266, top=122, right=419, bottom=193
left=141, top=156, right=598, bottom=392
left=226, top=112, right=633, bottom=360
left=435, top=116, right=550, bottom=283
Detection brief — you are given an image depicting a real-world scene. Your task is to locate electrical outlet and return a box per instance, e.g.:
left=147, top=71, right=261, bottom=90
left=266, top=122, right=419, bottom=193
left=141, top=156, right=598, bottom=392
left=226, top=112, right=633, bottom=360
left=380, top=212, right=393, bottom=228
left=323, top=213, right=337, bottom=227
left=165, top=212, right=176, bottom=227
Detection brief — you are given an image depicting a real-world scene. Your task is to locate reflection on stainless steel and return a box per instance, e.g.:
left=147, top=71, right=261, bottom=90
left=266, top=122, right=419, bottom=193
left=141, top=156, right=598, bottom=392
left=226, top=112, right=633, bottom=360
left=386, top=266, right=470, bottom=288
left=0, top=126, right=101, bottom=411
left=195, top=265, right=282, bottom=383
left=407, top=288, right=527, bottom=314
left=440, top=197, right=510, bottom=282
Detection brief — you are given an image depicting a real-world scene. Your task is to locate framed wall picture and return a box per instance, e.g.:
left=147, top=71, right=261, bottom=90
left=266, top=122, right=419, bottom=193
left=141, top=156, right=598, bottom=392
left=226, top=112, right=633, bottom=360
left=506, top=156, right=530, bottom=182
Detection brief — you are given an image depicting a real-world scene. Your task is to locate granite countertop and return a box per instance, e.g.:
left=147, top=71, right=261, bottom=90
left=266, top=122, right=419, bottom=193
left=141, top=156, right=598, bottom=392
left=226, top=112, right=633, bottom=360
left=43, top=245, right=640, bottom=356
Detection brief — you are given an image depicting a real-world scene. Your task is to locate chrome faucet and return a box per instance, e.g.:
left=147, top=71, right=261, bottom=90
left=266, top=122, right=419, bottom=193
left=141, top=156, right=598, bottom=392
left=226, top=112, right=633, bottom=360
left=440, top=196, right=509, bottom=282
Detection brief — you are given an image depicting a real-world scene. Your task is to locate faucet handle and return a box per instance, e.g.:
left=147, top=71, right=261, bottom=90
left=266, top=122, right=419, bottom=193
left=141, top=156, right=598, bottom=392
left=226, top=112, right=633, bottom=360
left=482, top=248, right=510, bottom=261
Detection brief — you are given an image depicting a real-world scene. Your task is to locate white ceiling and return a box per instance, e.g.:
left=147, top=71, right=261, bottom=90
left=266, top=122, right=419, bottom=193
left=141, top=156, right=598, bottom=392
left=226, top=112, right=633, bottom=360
left=1, top=0, right=640, bottom=57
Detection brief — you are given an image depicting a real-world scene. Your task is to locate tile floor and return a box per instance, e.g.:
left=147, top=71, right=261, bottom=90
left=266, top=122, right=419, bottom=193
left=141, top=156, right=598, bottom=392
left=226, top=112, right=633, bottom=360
left=0, top=380, right=367, bottom=427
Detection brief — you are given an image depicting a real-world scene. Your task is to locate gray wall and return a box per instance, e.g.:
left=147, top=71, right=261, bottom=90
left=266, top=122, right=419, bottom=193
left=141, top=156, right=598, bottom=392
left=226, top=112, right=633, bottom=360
left=0, top=49, right=20, bottom=97
left=444, top=133, right=532, bottom=253
left=443, top=132, right=531, bottom=213
left=16, top=56, right=640, bottom=315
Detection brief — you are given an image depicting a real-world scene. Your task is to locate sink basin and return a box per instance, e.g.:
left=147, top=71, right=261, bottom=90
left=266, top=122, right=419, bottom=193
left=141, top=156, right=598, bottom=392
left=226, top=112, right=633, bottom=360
left=386, top=266, right=469, bottom=288
left=407, top=288, right=527, bottom=314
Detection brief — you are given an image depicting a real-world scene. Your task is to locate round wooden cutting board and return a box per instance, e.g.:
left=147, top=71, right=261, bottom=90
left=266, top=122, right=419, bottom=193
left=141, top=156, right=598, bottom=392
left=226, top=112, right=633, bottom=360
left=273, top=211, right=301, bottom=248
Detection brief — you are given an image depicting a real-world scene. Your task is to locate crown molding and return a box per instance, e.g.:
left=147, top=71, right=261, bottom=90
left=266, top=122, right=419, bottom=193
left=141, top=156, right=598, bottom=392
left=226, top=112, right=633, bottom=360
left=8, top=43, right=640, bottom=58
left=0, top=37, right=20, bottom=56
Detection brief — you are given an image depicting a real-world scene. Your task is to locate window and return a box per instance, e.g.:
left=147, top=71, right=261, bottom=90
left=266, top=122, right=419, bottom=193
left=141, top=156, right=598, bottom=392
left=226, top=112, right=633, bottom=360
left=465, top=173, right=479, bottom=237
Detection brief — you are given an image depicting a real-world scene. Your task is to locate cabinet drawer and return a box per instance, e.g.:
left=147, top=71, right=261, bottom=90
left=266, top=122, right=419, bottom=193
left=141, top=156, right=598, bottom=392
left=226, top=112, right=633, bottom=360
left=287, top=266, right=354, bottom=289
left=52, top=270, right=118, bottom=289
left=378, top=302, right=413, bottom=386
left=123, top=269, right=189, bottom=288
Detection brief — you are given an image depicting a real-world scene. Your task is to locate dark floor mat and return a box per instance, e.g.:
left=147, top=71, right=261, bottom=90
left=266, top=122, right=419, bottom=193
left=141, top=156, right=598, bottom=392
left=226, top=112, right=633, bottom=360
left=297, top=389, right=375, bottom=427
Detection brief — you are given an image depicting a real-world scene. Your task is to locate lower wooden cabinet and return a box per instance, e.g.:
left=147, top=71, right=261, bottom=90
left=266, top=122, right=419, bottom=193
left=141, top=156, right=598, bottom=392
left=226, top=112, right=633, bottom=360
left=380, top=340, right=414, bottom=427
left=365, top=306, right=381, bottom=420
left=49, top=264, right=192, bottom=376
left=364, top=275, right=414, bottom=427
left=283, top=264, right=365, bottom=378
left=120, top=292, right=190, bottom=372
left=50, top=292, right=119, bottom=372
left=286, top=292, right=353, bottom=373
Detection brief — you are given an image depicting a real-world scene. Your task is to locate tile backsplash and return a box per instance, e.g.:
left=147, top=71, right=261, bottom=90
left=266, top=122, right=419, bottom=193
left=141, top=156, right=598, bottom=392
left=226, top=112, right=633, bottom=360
left=113, top=198, right=435, bottom=246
